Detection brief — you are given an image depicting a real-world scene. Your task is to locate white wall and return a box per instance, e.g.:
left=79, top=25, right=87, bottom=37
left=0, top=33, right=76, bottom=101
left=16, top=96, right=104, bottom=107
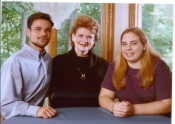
left=113, top=3, right=129, bottom=61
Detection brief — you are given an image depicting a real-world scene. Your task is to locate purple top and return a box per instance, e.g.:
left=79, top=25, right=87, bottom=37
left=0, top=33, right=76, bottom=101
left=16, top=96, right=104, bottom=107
left=101, top=58, right=172, bottom=104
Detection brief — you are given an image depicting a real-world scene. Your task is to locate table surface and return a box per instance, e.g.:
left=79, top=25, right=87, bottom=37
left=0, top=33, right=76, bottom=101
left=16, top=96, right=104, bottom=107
left=2, top=107, right=171, bottom=124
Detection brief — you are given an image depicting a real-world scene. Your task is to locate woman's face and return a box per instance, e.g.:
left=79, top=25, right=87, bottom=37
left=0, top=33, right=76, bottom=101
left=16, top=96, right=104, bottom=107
left=72, top=27, right=95, bottom=57
left=121, top=32, right=146, bottom=68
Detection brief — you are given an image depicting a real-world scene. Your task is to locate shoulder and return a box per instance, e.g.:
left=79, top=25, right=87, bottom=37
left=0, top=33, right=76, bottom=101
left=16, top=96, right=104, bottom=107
left=154, top=58, right=170, bottom=70
left=45, top=52, right=52, bottom=59
left=1, top=50, right=24, bottom=73
left=2, top=50, right=24, bottom=66
left=108, top=61, right=116, bottom=71
left=92, top=53, right=109, bottom=66
left=153, top=58, right=171, bottom=74
left=52, top=52, right=70, bottom=64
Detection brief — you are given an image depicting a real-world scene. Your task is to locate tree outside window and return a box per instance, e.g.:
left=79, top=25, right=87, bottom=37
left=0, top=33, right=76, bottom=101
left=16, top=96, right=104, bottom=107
left=142, top=4, right=173, bottom=70
left=57, top=3, right=101, bottom=56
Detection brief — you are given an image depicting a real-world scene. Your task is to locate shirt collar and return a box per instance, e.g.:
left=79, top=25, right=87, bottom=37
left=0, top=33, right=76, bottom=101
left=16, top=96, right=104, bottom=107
left=23, top=44, right=46, bottom=60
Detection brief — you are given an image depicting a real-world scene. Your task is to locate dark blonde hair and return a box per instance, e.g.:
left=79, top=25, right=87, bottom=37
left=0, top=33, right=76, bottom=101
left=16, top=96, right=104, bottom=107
left=69, top=15, right=100, bottom=47
left=113, top=27, right=161, bottom=90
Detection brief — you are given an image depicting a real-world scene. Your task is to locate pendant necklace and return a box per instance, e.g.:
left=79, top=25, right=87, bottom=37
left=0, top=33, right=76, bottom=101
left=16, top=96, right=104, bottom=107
left=77, top=67, right=87, bottom=81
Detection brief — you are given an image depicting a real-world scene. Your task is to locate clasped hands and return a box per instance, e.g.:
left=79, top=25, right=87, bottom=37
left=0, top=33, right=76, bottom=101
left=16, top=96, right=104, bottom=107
left=112, top=101, right=133, bottom=117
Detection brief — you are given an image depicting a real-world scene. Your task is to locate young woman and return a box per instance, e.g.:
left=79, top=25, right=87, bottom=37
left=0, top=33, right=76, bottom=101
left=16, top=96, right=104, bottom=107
left=99, top=27, right=172, bottom=117
left=48, top=15, right=109, bottom=107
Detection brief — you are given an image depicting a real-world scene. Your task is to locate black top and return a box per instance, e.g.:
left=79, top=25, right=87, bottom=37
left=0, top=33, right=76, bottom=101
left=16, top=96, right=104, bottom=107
left=48, top=48, right=109, bottom=108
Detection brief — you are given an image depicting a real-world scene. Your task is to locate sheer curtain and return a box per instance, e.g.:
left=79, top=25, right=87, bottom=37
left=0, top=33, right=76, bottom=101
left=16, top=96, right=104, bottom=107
left=33, top=2, right=79, bottom=30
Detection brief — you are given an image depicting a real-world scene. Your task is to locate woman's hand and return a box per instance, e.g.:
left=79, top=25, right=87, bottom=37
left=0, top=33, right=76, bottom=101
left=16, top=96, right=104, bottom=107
left=113, top=101, right=133, bottom=117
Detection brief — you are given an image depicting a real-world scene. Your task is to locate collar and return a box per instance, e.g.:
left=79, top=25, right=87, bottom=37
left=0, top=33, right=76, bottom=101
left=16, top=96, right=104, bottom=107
left=23, top=44, right=46, bottom=60
left=70, top=47, right=98, bottom=68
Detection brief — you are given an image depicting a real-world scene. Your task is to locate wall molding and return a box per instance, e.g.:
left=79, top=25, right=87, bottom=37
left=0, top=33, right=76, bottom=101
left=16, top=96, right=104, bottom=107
left=101, top=3, right=115, bottom=63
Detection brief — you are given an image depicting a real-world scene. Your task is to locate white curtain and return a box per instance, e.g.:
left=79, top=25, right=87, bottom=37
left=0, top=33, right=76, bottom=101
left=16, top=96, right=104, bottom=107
left=33, top=2, right=80, bottom=30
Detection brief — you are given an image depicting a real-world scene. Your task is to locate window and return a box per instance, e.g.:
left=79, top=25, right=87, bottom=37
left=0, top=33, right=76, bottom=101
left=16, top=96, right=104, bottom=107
left=1, top=2, right=115, bottom=65
left=49, top=3, right=115, bottom=63
left=141, top=4, right=173, bottom=70
left=129, top=4, right=174, bottom=70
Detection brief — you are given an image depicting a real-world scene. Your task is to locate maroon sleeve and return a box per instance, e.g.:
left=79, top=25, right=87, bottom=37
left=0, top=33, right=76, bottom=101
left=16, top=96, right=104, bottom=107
left=100, top=62, right=116, bottom=92
left=154, top=59, right=172, bottom=100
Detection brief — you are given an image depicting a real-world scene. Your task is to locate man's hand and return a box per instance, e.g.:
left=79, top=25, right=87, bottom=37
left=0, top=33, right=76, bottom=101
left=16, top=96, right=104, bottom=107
left=36, top=106, right=57, bottom=119
left=0, top=113, right=4, bottom=122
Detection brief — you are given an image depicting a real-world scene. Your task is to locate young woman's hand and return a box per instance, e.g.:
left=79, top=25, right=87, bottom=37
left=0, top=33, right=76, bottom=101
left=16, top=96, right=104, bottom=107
left=113, top=101, right=133, bottom=117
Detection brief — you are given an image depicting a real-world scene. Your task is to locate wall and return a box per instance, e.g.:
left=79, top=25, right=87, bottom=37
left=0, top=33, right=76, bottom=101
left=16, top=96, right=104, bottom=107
left=113, top=3, right=129, bottom=61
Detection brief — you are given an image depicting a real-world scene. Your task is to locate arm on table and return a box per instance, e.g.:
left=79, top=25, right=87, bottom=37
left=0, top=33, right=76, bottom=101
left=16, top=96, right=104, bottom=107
left=133, top=98, right=171, bottom=115
left=99, top=88, right=134, bottom=117
left=99, top=88, right=116, bottom=112
left=1, top=62, right=56, bottom=119
left=99, top=88, right=171, bottom=117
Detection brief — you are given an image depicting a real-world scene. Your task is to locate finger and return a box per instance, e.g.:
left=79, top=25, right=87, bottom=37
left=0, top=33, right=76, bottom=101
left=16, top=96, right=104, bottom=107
left=113, top=102, right=121, bottom=111
left=42, top=111, right=49, bottom=119
left=45, top=107, right=57, bottom=116
left=122, top=101, right=131, bottom=107
left=114, top=111, right=126, bottom=117
left=120, top=102, right=128, bottom=106
left=117, top=105, right=130, bottom=113
left=116, top=107, right=129, bottom=115
left=117, top=114, right=126, bottom=117
left=114, top=109, right=126, bottom=115
left=120, top=105, right=129, bottom=110
left=44, top=109, right=53, bottom=118
left=119, top=103, right=130, bottom=110
left=45, top=107, right=57, bottom=117
left=47, top=106, right=57, bottom=113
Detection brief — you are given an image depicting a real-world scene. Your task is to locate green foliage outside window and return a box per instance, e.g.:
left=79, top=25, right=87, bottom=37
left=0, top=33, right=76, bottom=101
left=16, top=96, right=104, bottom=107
left=57, top=3, right=101, bottom=56
left=1, top=3, right=173, bottom=71
left=1, top=2, right=36, bottom=66
left=142, top=4, right=173, bottom=70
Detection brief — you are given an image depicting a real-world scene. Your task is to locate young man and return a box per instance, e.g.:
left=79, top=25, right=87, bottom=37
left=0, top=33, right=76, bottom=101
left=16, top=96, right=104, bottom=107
left=1, top=12, right=57, bottom=121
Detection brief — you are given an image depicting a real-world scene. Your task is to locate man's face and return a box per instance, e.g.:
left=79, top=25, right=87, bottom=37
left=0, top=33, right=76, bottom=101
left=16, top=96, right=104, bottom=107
left=27, top=19, right=52, bottom=52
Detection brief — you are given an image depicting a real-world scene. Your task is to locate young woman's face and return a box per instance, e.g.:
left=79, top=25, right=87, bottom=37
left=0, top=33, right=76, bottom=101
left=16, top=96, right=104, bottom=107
left=121, top=32, right=146, bottom=68
left=27, top=19, right=52, bottom=52
left=72, top=27, right=95, bottom=57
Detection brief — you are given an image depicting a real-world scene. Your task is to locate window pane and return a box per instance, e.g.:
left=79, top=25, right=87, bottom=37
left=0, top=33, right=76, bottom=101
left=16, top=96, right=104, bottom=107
left=57, top=3, right=102, bottom=56
left=142, top=4, right=174, bottom=70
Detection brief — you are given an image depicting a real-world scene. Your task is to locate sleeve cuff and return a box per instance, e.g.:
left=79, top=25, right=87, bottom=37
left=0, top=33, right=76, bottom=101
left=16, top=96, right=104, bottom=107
left=26, top=105, right=40, bottom=117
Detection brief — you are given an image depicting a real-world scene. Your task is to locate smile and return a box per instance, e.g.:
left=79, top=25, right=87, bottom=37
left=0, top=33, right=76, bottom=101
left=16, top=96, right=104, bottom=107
left=126, top=53, right=134, bottom=57
left=80, top=44, right=87, bottom=47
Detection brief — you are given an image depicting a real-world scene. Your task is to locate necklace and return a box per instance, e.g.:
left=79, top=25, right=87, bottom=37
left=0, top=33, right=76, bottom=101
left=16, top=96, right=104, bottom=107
left=77, top=67, right=87, bottom=81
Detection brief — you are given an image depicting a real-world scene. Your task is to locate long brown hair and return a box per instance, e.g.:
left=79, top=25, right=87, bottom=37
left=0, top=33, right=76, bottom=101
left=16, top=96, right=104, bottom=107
left=113, top=27, right=161, bottom=90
